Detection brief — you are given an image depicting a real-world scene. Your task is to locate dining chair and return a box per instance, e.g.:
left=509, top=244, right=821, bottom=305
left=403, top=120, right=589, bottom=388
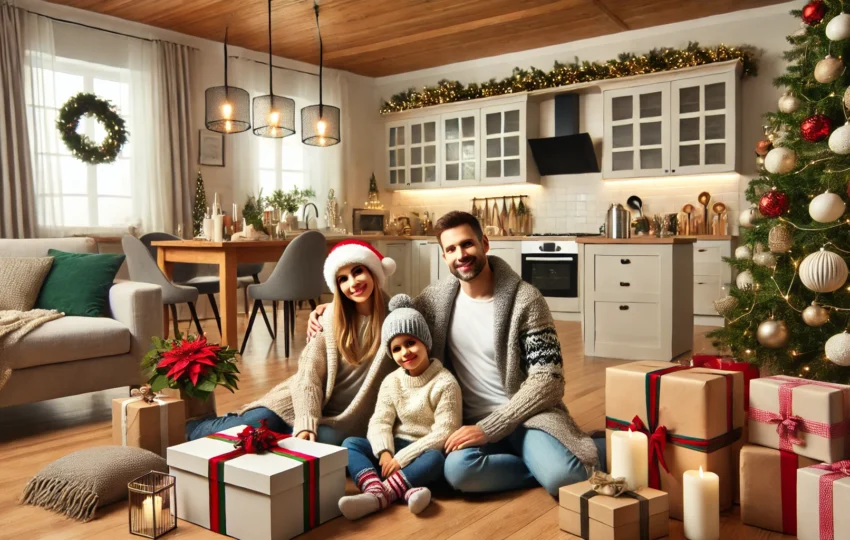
left=240, top=230, right=327, bottom=357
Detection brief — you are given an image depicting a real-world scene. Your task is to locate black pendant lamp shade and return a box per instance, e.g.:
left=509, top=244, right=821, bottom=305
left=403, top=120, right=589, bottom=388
left=302, top=2, right=340, bottom=147
left=206, top=28, right=251, bottom=134
left=253, top=0, right=295, bottom=138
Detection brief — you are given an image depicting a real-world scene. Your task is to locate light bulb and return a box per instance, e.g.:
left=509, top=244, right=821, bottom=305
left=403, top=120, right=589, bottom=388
left=225, top=120, right=232, bottom=132
left=221, top=102, right=233, bottom=119
left=269, top=111, right=280, bottom=126
left=316, top=119, right=327, bottom=136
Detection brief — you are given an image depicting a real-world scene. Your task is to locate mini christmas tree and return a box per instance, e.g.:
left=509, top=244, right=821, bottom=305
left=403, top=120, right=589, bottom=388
left=192, top=171, right=207, bottom=237
left=365, top=173, right=383, bottom=209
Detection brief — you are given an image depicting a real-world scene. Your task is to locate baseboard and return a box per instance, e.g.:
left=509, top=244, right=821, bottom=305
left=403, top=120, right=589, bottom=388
left=551, top=311, right=581, bottom=322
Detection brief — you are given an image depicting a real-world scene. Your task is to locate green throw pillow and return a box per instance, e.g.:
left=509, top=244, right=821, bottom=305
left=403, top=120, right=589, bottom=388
left=36, top=249, right=126, bottom=317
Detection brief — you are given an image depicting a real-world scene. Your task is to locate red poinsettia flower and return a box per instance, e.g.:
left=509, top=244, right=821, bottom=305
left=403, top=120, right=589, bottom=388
left=157, top=336, right=221, bottom=385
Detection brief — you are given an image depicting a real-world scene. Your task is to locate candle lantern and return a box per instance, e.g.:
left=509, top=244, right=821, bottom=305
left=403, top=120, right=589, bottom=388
left=128, top=471, right=177, bottom=538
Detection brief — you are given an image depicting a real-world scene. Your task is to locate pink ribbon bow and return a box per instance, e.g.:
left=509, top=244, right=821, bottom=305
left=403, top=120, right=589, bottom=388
left=811, top=461, right=850, bottom=540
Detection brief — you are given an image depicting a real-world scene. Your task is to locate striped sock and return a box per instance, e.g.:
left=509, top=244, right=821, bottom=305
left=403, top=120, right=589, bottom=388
left=405, top=487, right=431, bottom=515
left=382, top=471, right=412, bottom=503
left=355, top=470, right=389, bottom=509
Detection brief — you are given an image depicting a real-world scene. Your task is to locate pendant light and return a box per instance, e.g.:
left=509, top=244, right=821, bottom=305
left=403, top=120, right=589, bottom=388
left=205, top=28, right=251, bottom=134
left=253, top=0, right=295, bottom=138
left=301, top=2, right=340, bottom=147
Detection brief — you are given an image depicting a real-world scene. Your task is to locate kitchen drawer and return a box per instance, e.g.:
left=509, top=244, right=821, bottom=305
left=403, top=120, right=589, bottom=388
left=694, top=244, right=723, bottom=264
left=594, top=255, right=660, bottom=295
left=694, top=275, right=722, bottom=315
left=594, top=301, right=660, bottom=348
left=693, top=260, right=723, bottom=277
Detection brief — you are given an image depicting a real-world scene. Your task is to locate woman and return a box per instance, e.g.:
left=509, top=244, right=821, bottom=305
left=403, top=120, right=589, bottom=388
left=186, top=240, right=398, bottom=445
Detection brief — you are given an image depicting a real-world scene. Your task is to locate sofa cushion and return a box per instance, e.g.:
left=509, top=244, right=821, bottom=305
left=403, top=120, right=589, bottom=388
left=36, top=250, right=125, bottom=317
left=0, top=257, right=54, bottom=311
left=0, top=237, right=97, bottom=257
left=6, top=316, right=131, bottom=370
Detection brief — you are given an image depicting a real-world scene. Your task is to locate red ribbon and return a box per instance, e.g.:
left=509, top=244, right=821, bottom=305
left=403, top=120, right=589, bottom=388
left=810, top=461, right=850, bottom=540
left=629, top=416, right=671, bottom=481
left=779, top=450, right=799, bottom=535
left=692, top=355, right=759, bottom=409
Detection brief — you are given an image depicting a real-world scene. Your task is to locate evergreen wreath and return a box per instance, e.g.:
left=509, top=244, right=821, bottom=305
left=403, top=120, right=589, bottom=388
left=56, top=92, right=128, bottom=165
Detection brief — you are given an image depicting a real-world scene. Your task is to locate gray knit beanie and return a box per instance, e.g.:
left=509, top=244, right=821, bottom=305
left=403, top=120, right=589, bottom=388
left=382, top=294, right=432, bottom=353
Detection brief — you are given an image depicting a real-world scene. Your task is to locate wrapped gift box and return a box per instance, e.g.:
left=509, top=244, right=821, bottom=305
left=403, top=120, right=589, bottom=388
left=559, top=481, right=668, bottom=540
left=749, top=375, right=850, bottom=463
left=605, top=361, right=744, bottom=520
left=739, top=444, right=820, bottom=535
left=167, top=425, right=346, bottom=540
left=796, top=461, right=850, bottom=540
left=111, top=396, right=185, bottom=458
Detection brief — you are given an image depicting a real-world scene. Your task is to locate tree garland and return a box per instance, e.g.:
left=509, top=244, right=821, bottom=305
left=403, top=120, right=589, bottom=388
left=56, top=92, right=128, bottom=165
left=380, top=42, right=758, bottom=114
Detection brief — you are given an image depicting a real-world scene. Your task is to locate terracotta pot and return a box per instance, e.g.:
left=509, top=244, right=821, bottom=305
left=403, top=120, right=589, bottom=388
left=160, top=388, right=217, bottom=422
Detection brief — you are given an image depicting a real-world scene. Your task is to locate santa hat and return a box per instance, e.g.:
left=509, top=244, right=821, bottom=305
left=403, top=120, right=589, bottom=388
left=324, top=240, right=397, bottom=292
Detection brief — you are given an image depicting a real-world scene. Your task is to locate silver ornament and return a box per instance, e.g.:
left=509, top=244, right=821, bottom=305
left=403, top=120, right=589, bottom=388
left=735, top=245, right=753, bottom=260
left=714, top=296, right=738, bottom=317
left=754, top=251, right=777, bottom=268
left=800, top=249, right=849, bottom=293
left=757, top=319, right=790, bottom=349
left=768, top=224, right=794, bottom=253
left=778, top=92, right=801, bottom=114
left=764, top=147, right=797, bottom=174
left=739, top=207, right=758, bottom=229
left=815, top=55, right=844, bottom=84
left=802, top=302, right=829, bottom=327
left=825, top=331, right=850, bottom=366
left=736, top=270, right=754, bottom=290
left=756, top=155, right=766, bottom=169
left=826, top=13, right=850, bottom=41
left=809, top=191, right=846, bottom=223
left=829, top=122, right=850, bottom=155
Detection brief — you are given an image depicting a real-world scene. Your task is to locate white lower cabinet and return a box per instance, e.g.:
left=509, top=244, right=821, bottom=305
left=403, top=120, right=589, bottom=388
left=693, top=239, right=736, bottom=316
left=488, top=241, right=521, bottom=276
left=378, top=241, right=411, bottom=298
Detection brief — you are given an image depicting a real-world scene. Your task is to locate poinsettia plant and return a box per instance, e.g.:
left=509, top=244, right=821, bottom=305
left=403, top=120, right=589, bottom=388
left=142, top=333, right=239, bottom=401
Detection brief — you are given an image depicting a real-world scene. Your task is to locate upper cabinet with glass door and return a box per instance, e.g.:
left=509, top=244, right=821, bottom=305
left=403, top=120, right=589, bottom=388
left=441, top=111, right=479, bottom=187
left=408, top=116, right=440, bottom=189
left=386, top=121, right=407, bottom=189
left=603, top=83, right=670, bottom=179
left=480, top=102, right=538, bottom=185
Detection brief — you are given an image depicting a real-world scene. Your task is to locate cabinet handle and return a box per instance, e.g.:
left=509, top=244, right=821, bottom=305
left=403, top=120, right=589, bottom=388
left=697, top=282, right=705, bottom=285
left=620, top=282, right=630, bottom=287
left=619, top=305, right=629, bottom=311
left=664, top=169, right=669, bottom=173
left=672, top=169, right=676, bottom=173
left=620, top=258, right=631, bottom=264
left=698, top=249, right=707, bottom=252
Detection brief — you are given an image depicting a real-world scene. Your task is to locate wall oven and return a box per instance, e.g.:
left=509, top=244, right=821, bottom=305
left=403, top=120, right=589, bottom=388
left=520, top=241, right=579, bottom=312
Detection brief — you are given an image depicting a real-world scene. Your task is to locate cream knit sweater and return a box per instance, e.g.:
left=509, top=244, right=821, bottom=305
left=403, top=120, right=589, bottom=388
left=367, top=359, right=462, bottom=469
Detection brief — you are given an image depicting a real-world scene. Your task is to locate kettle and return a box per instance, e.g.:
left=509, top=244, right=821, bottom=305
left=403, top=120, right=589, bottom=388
left=605, top=203, right=631, bottom=239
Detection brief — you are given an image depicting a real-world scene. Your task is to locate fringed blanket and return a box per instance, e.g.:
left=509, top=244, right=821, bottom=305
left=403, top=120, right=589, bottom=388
left=0, top=309, right=64, bottom=392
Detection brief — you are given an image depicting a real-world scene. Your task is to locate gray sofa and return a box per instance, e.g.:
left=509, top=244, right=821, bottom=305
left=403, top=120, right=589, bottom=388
left=0, top=237, right=162, bottom=407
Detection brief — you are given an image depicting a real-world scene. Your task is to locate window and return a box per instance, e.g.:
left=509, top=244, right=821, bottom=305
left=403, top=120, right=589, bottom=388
left=257, top=131, right=305, bottom=197
left=26, top=57, right=133, bottom=230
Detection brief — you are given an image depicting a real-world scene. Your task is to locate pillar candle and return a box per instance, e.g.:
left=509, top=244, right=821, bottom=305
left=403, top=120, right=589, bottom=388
left=683, top=467, right=720, bottom=540
left=141, top=494, right=163, bottom=534
left=610, top=429, right=648, bottom=491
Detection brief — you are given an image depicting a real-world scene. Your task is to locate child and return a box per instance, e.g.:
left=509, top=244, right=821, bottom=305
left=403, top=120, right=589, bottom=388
left=339, top=294, right=462, bottom=519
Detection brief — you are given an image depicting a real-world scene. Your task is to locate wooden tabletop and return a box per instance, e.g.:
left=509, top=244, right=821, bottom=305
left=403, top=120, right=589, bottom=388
left=577, top=236, right=697, bottom=244
left=150, top=239, right=291, bottom=248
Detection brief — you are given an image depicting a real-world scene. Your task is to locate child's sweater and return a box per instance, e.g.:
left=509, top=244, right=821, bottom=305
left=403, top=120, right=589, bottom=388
left=367, top=359, right=462, bottom=468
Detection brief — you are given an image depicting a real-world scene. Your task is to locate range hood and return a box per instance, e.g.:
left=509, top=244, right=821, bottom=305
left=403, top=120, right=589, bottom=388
left=528, top=94, right=600, bottom=175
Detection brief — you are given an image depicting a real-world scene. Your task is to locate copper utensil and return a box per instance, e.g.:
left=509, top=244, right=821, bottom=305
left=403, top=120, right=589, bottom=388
left=697, top=192, right=711, bottom=235
left=682, top=203, right=695, bottom=235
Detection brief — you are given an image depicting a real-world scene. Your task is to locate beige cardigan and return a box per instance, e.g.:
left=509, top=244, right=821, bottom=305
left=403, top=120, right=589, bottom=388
left=240, top=307, right=396, bottom=438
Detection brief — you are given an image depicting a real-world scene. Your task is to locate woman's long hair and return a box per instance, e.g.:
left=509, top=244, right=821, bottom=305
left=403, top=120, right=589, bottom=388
left=332, top=267, right=387, bottom=366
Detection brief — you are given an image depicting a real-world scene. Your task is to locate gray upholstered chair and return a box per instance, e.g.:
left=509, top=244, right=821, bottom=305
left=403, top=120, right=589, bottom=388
left=241, top=230, right=327, bottom=357
left=123, top=235, right=203, bottom=338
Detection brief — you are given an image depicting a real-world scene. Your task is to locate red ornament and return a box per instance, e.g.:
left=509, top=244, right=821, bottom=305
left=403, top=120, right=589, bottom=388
left=801, top=114, right=833, bottom=142
left=802, top=1, right=827, bottom=25
left=755, top=139, right=773, bottom=156
left=759, top=189, right=791, bottom=218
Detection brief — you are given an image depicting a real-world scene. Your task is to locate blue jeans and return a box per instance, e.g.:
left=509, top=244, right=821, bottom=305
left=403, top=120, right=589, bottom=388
left=443, top=427, right=607, bottom=497
left=186, top=407, right=347, bottom=445
left=342, top=436, right=445, bottom=488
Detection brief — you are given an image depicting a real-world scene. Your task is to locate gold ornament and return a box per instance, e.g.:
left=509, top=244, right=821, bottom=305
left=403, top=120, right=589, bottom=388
left=757, top=319, right=789, bottom=349
left=756, top=155, right=766, bottom=169
left=768, top=224, right=793, bottom=253
left=800, top=249, right=849, bottom=293
left=802, top=302, right=829, bottom=327
left=815, top=55, right=844, bottom=84
left=713, top=295, right=738, bottom=317
left=825, top=331, right=850, bottom=366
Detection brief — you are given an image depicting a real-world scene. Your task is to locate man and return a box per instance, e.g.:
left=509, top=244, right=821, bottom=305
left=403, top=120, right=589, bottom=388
left=309, top=211, right=603, bottom=496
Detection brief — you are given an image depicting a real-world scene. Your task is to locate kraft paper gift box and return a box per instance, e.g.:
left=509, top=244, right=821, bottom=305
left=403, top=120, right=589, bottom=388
left=748, top=375, right=850, bottom=463
left=111, top=396, right=185, bottom=458
left=559, top=481, right=669, bottom=540
left=739, top=443, right=820, bottom=535
left=605, top=361, right=744, bottom=520
left=167, top=425, right=347, bottom=540
left=796, top=461, right=850, bottom=540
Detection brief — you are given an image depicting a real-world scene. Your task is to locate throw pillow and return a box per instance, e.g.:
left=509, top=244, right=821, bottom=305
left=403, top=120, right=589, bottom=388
left=0, top=257, right=54, bottom=311
left=20, top=446, right=167, bottom=521
left=36, top=249, right=125, bottom=317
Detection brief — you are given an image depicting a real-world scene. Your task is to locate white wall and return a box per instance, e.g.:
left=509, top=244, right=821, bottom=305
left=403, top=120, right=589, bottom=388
left=373, top=1, right=801, bottom=233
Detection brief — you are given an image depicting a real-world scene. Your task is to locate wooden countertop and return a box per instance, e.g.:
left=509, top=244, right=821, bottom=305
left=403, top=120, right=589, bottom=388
left=577, top=237, right=697, bottom=244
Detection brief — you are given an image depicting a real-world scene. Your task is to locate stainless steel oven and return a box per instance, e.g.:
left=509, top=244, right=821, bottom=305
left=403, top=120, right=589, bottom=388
left=520, top=240, right=579, bottom=312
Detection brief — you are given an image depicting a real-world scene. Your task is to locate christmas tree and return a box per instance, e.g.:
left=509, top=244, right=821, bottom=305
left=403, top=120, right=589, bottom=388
left=709, top=1, right=850, bottom=382
left=192, top=171, right=207, bottom=237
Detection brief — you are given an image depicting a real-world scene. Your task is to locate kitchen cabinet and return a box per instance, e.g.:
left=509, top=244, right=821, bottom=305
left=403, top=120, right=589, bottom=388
left=441, top=111, right=480, bottom=187
left=410, top=240, right=442, bottom=293
left=488, top=241, right=521, bottom=275
left=693, top=238, right=737, bottom=318
left=376, top=240, right=412, bottom=298
left=480, top=102, right=538, bottom=185
left=602, top=63, right=740, bottom=179
left=386, top=116, right=440, bottom=190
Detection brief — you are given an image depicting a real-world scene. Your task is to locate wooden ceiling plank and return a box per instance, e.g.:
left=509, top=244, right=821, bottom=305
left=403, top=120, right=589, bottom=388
left=590, top=0, right=629, bottom=31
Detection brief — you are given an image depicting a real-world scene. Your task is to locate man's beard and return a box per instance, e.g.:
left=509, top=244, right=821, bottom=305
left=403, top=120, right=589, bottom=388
left=449, top=254, right=486, bottom=282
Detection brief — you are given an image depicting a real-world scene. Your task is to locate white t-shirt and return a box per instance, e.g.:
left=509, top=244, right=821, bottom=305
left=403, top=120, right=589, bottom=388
left=447, top=288, right=509, bottom=422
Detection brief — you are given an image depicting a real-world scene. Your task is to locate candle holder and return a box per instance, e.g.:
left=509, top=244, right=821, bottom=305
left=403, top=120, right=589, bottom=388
left=128, top=471, right=177, bottom=538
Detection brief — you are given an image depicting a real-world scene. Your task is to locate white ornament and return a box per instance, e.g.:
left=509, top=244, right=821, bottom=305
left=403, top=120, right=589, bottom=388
left=764, top=147, right=797, bottom=174
left=809, top=192, right=846, bottom=223
left=778, top=92, right=801, bottom=114
left=844, top=87, right=850, bottom=113
left=736, top=270, right=754, bottom=290
left=829, top=122, right=850, bottom=154
left=826, top=13, right=850, bottom=41
left=815, top=55, right=844, bottom=84
left=800, top=249, right=849, bottom=293
left=754, top=251, right=777, bottom=268
left=826, top=331, right=850, bottom=366
left=735, top=245, right=753, bottom=260
left=739, top=207, right=758, bottom=229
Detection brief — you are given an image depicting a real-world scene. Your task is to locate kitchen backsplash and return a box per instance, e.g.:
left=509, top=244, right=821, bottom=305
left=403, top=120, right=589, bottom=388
left=388, top=173, right=747, bottom=234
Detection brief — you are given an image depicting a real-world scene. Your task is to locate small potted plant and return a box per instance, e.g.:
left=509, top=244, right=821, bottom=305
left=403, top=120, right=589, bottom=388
left=142, top=333, right=239, bottom=421
left=269, top=187, right=316, bottom=230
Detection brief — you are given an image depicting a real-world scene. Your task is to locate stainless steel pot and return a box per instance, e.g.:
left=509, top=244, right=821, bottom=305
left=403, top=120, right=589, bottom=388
left=606, top=203, right=631, bottom=239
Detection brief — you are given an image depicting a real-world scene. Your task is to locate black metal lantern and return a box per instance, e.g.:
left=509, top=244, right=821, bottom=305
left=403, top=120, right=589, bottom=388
left=253, top=0, right=295, bottom=138
left=205, top=28, right=251, bottom=134
left=301, top=2, right=340, bottom=147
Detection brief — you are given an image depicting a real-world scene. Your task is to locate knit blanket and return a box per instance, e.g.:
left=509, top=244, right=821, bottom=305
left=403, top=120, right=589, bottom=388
left=0, top=309, right=64, bottom=392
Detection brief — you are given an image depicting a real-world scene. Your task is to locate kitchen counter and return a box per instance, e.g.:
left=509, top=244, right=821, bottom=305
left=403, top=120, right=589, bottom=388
left=577, top=237, right=697, bottom=245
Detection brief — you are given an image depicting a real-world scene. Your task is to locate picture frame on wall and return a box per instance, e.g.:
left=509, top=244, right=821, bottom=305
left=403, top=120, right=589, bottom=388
left=198, top=130, right=224, bottom=167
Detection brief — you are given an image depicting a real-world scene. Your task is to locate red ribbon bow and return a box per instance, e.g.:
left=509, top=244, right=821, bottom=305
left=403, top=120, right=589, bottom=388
left=234, top=419, right=284, bottom=454
left=629, top=415, right=671, bottom=478
left=770, top=413, right=806, bottom=447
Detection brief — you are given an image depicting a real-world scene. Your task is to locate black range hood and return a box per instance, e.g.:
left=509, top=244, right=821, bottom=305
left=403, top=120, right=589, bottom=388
left=528, top=94, right=600, bottom=176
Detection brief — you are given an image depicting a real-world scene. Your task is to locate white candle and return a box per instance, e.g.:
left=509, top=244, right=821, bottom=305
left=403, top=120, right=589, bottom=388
left=141, top=495, right=163, bottom=534
left=683, top=466, right=719, bottom=540
left=610, top=429, right=648, bottom=490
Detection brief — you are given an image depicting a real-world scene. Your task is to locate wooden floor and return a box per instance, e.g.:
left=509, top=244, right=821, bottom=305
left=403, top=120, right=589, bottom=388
left=0, top=310, right=793, bottom=540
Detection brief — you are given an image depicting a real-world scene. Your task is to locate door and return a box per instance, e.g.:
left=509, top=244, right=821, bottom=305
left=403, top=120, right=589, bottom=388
left=441, top=111, right=480, bottom=187
left=408, top=116, right=440, bottom=189
left=386, top=121, right=408, bottom=189
left=480, top=103, right=525, bottom=184
left=603, top=82, right=670, bottom=179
